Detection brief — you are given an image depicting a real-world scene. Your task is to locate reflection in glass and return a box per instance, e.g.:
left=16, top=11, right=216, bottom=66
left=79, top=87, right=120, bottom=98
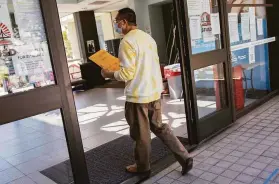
left=0, top=110, right=72, bottom=183
left=227, top=0, right=274, bottom=111
left=0, top=0, right=55, bottom=97
left=185, top=0, right=222, bottom=54
left=194, top=63, right=226, bottom=118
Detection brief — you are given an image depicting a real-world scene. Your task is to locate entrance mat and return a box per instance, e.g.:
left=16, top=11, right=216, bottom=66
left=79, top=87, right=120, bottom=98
left=40, top=135, right=189, bottom=184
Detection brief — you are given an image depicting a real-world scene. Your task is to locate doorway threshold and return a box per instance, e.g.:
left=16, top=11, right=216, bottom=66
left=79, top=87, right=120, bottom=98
left=40, top=136, right=193, bottom=184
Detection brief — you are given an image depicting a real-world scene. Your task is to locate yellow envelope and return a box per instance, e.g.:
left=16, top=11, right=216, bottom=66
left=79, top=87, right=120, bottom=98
left=89, top=50, right=120, bottom=72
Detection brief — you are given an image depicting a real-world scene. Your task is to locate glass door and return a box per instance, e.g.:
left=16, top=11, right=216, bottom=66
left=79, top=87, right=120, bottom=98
left=174, top=0, right=234, bottom=143
left=0, top=0, right=89, bottom=183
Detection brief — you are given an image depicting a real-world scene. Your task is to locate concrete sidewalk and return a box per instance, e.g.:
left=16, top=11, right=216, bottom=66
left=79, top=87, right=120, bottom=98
left=143, top=96, right=279, bottom=184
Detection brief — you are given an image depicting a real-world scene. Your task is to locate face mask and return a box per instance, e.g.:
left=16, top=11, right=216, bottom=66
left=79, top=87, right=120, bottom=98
left=114, top=22, right=122, bottom=34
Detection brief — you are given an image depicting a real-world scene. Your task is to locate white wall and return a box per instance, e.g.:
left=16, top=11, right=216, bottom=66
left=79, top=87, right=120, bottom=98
left=127, top=0, right=169, bottom=63
left=67, top=21, right=81, bottom=59
left=134, top=0, right=151, bottom=34
left=149, top=5, right=167, bottom=63
left=95, top=13, right=115, bottom=41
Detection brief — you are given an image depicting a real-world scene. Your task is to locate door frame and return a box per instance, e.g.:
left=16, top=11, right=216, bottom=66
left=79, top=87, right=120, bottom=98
left=174, top=0, right=235, bottom=144
left=0, top=0, right=90, bottom=183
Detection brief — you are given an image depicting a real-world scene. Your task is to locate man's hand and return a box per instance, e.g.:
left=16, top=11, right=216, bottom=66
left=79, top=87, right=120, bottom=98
left=101, top=69, right=115, bottom=79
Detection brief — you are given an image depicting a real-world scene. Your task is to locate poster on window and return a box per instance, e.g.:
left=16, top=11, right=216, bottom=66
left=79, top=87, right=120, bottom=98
left=12, top=0, right=46, bottom=42
left=201, top=12, right=215, bottom=43
left=189, top=16, right=202, bottom=40
left=187, top=0, right=202, bottom=16
left=240, top=13, right=250, bottom=41
left=0, top=3, right=13, bottom=43
left=11, top=44, right=51, bottom=76
left=200, top=0, right=215, bottom=43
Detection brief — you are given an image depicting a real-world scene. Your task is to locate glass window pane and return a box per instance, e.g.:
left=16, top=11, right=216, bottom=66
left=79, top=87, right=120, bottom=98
left=0, top=0, right=55, bottom=97
left=185, top=0, right=222, bottom=54
left=194, top=63, right=227, bottom=118
left=0, top=110, right=74, bottom=183
left=227, top=0, right=276, bottom=111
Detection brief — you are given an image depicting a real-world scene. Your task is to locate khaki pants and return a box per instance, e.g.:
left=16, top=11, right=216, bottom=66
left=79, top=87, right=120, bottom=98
left=125, top=99, right=189, bottom=172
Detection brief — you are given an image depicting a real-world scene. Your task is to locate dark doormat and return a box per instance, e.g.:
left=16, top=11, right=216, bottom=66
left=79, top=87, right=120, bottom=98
left=40, top=135, right=190, bottom=184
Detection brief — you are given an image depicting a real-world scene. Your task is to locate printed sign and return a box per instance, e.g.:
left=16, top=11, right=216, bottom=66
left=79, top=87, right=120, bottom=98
left=201, top=12, right=214, bottom=42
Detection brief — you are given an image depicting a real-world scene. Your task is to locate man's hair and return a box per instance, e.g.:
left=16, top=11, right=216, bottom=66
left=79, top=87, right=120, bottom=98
left=118, top=8, right=137, bottom=26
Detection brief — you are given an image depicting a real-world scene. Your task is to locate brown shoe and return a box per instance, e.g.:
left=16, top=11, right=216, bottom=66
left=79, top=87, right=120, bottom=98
left=181, top=157, right=193, bottom=175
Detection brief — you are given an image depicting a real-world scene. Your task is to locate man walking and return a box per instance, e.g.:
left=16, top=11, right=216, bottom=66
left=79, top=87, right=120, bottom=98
left=101, top=8, right=193, bottom=175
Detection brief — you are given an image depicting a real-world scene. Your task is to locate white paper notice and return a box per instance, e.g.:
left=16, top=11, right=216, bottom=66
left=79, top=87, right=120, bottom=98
left=228, top=13, right=239, bottom=43
left=241, top=13, right=250, bottom=41
left=201, top=0, right=211, bottom=14
left=249, top=7, right=256, bottom=25
left=189, top=16, right=202, bottom=40
left=249, top=46, right=255, bottom=64
left=187, top=0, right=202, bottom=16
left=211, top=13, right=220, bottom=35
left=257, top=18, right=264, bottom=36
left=249, top=7, right=257, bottom=41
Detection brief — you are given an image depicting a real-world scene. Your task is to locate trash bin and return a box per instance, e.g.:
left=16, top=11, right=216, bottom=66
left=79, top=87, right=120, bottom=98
left=164, top=64, right=182, bottom=99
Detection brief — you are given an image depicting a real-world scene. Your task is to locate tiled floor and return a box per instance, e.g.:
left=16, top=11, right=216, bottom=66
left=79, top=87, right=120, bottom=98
left=143, top=95, right=279, bottom=184
left=0, top=87, right=269, bottom=184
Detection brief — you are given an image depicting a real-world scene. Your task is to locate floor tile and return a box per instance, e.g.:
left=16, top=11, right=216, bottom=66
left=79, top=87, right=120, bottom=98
left=211, top=153, right=226, bottom=160
left=223, top=155, right=239, bottom=163
left=258, top=171, right=272, bottom=179
left=157, top=176, right=174, bottom=184
left=216, top=161, right=232, bottom=169
left=195, top=163, right=212, bottom=171
left=236, top=158, right=254, bottom=166
left=230, top=180, right=246, bottom=184
left=187, top=168, right=204, bottom=177
left=0, top=167, right=24, bottom=184
left=170, top=181, right=184, bottom=184
left=243, top=167, right=262, bottom=177
left=221, top=170, right=240, bottom=179
left=8, top=176, right=36, bottom=184
left=28, top=172, right=57, bottom=184
left=192, top=178, right=210, bottom=184
left=242, top=153, right=259, bottom=161
left=236, top=173, right=255, bottom=183
left=264, top=165, right=278, bottom=173
left=252, top=178, right=266, bottom=184
left=250, top=161, right=268, bottom=170
left=167, top=170, right=181, bottom=180
left=177, top=174, right=197, bottom=183
left=208, top=166, right=225, bottom=175
left=203, top=157, right=219, bottom=165
left=199, top=172, right=218, bottom=182
left=15, top=155, right=55, bottom=175
left=262, top=151, right=278, bottom=159
left=249, top=148, right=265, bottom=156
left=218, top=148, right=234, bottom=155
left=5, top=148, right=47, bottom=166
left=214, top=176, right=233, bottom=184
left=256, top=156, right=273, bottom=164
left=0, top=159, right=13, bottom=172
